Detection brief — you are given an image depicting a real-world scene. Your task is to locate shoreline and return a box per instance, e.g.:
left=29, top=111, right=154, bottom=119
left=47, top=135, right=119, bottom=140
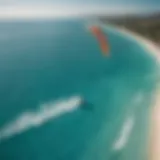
left=118, top=27, right=160, bottom=64
left=116, top=27, right=160, bottom=160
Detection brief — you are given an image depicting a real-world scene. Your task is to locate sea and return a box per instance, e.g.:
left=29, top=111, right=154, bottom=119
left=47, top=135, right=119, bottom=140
left=0, top=19, right=159, bottom=160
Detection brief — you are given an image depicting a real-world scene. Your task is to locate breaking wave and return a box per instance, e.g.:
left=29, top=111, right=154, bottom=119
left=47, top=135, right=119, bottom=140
left=0, top=96, right=82, bottom=142
left=112, top=115, right=135, bottom=151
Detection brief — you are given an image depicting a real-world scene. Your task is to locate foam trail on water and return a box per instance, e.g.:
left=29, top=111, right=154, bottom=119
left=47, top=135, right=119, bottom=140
left=0, top=96, right=82, bottom=142
left=112, top=115, right=135, bottom=151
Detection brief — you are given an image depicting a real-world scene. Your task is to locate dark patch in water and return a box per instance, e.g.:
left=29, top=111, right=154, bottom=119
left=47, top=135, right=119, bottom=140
left=80, top=100, right=94, bottom=112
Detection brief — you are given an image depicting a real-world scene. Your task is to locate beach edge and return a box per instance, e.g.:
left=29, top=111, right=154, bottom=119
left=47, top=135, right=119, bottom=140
left=114, top=27, right=160, bottom=160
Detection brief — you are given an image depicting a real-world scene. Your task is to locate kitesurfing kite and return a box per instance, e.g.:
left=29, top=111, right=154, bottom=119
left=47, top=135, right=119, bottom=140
left=89, top=26, right=109, bottom=56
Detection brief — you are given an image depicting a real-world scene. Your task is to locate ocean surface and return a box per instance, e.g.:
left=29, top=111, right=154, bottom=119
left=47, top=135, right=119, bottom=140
left=0, top=19, right=159, bottom=160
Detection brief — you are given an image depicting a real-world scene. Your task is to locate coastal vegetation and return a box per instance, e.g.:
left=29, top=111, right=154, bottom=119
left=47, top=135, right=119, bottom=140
left=100, top=13, right=160, bottom=45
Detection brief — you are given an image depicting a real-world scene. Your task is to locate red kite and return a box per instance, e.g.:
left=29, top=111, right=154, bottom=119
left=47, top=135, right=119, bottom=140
left=89, top=26, right=109, bottom=56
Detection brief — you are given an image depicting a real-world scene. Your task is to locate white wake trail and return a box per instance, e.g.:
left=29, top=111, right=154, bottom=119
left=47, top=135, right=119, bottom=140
left=112, top=115, right=135, bottom=151
left=0, top=96, right=82, bottom=142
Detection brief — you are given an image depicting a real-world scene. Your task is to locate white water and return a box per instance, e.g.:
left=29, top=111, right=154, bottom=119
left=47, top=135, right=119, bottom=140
left=0, top=96, right=82, bottom=142
left=113, top=115, right=135, bottom=151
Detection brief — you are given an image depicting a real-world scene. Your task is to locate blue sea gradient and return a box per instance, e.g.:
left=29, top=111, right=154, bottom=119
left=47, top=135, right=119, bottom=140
left=0, top=20, right=159, bottom=160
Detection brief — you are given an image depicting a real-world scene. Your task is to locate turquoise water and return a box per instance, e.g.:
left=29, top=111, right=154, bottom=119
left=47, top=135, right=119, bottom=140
left=0, top=20, right=158, bottom=160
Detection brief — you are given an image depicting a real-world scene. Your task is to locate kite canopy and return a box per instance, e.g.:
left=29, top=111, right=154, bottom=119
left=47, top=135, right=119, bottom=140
left=89, top=25, right=109, bottom=56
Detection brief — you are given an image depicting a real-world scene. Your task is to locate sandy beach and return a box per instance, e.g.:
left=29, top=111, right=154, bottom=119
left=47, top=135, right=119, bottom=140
left=118, top=27, right=160, bottom=160
left=149, top=90, right=160, bottom=160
